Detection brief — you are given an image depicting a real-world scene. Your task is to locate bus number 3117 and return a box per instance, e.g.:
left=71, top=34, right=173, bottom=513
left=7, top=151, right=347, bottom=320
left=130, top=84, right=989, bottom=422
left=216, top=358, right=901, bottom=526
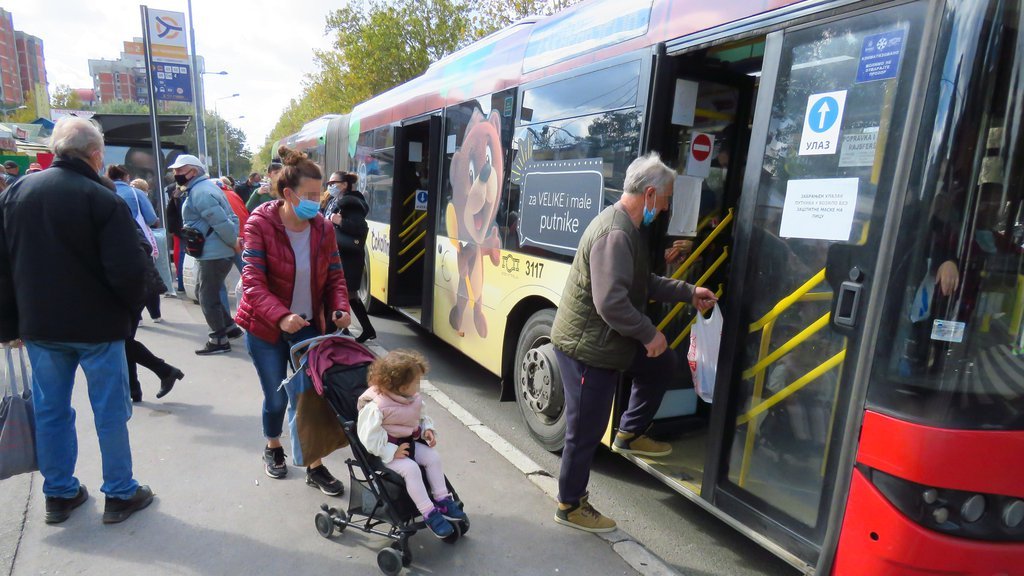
left=525, top=261, right=544, bottom=279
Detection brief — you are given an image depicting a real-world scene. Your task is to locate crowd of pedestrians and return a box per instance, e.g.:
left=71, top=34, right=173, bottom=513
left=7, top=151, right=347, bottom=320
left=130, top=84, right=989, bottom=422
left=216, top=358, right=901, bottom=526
left=0, top=119, right=384, bottom=525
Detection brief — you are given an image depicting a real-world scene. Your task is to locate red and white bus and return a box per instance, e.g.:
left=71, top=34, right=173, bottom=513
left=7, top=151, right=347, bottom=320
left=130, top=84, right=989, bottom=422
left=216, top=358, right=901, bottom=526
left=282, top=0, right=1024, bottom=572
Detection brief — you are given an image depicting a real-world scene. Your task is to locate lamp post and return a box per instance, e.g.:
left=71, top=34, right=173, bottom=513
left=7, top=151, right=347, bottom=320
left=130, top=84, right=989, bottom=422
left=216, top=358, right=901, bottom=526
left=225, top=115, right=245, bottom=178
left=213, top=93, right=239, bottom=178
left=198, top=70, right=227, bottom=169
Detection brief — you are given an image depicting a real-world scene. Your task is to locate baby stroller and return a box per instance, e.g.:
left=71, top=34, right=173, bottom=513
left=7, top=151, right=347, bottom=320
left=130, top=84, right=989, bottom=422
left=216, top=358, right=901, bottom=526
left=287, top=334, right=470, bottom=576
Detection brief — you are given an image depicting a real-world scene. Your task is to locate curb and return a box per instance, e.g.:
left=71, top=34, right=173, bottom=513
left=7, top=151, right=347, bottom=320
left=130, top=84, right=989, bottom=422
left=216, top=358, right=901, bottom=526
left=366, top=343, right=680, bottom=576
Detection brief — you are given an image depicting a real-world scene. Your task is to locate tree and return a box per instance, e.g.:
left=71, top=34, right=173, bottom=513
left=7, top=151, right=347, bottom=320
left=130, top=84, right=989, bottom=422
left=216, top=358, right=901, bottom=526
left=93, top=100, right=150, bottom=115
left=472, top=0, right=580, bottom=37
left=254, top=0, right=582, bottom=171
left=50, top=85, right=84, bottom=110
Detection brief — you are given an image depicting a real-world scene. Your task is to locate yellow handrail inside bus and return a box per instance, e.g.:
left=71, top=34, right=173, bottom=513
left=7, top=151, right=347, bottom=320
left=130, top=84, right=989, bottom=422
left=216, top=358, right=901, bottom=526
left=748, top=269, right=827, bottom=333
left=669, top=284, right=724, bottom=350
left=403, top=191, right=416, bottom=206
left=397, top=248, right=425, bottom=274
left=737, top=349, right=846, bottom=426
left=741, top=312, right=830, bottom=380
left=696, top=211, right=720, bottom=235
left=400, top=212, right=427, bottom=239
left=658, top=247, right=729, bottom=332
left=399, top=230, right=426, bottom=256
left=669, top=208, right=734, bottom=282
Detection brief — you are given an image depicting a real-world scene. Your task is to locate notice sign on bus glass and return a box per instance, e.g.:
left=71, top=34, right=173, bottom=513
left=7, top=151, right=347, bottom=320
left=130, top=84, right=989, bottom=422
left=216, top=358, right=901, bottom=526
left=512, top=136, right=604, bottom=257
left=855, top=29, right=906, bottom=83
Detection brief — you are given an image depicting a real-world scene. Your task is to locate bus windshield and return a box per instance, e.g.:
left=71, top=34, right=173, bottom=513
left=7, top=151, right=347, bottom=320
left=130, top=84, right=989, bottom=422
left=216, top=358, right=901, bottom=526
left=869, top=0, right=1024, bottom=431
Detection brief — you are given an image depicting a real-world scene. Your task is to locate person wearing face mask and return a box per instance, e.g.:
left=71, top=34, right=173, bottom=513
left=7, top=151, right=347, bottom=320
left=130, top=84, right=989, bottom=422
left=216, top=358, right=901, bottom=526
left=548, top=152, right=718, bottom=534
left=323, top=171, right=376, bottom=343
left=170, top=154, right=241, bottom=355
left=0, top=117, right=155, bottom=524
left=235, top=145, right=352, bottom=492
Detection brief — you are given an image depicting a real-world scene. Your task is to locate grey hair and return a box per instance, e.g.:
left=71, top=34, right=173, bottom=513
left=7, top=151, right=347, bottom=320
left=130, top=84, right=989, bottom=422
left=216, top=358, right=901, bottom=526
left=622, top=152, right=675, bottom=196
left=50, top=117, right=104, bottom=161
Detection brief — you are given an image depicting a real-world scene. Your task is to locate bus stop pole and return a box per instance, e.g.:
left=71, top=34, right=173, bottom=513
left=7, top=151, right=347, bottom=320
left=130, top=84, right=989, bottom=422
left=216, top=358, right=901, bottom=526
left=140, top=5, right=175, bottom=294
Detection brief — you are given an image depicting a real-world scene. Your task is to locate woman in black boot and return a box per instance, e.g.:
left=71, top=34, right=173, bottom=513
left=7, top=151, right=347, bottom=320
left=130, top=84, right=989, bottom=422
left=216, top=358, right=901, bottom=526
left=324, top=171, right=376, bottom=343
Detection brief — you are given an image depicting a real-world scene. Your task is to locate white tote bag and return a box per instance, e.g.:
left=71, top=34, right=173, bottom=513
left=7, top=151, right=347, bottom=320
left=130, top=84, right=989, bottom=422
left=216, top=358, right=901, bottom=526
left=689, top=304, right=723, bottom=403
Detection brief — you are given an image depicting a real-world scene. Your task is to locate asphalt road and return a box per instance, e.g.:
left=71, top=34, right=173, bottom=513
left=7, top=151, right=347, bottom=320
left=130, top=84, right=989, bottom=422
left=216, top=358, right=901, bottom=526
left=363, top=307, right=798, bottom=576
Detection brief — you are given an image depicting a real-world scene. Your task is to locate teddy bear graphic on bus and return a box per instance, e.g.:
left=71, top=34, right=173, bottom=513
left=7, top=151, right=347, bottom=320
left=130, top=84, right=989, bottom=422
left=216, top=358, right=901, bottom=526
left=445, top=108, right=504, bottom=338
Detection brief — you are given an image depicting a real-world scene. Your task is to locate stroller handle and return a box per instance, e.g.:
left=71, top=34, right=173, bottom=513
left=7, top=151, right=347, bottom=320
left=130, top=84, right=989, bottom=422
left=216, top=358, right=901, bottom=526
left=288, top=330, right=355, bottom=371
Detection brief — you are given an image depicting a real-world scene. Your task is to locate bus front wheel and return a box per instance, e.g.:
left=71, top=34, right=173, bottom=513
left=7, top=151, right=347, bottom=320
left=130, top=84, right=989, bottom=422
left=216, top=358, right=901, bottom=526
left=514, top=309, right=566, bottom=452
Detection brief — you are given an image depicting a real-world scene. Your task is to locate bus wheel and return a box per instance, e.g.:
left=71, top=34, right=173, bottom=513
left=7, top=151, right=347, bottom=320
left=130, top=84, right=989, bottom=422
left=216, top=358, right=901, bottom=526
left=515, top=309, right=565, bottom=452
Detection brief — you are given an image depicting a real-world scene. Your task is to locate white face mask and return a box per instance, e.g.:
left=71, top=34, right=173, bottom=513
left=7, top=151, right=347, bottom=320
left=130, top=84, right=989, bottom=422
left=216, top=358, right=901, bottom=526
left=328, top=184, right=342, bottom=198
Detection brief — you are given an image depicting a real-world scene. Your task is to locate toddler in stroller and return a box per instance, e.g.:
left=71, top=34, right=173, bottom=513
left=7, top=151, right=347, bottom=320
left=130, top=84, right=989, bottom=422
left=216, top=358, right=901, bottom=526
left=299, top=341, right=469, bottom=576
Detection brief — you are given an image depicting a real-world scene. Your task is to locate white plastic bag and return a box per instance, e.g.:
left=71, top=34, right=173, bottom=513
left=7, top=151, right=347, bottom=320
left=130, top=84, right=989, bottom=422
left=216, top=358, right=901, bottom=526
left=688, top=304, right=723, bottom=403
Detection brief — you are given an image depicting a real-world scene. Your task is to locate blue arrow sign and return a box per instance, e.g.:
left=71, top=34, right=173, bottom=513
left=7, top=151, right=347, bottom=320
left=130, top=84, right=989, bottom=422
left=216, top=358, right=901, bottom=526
left=809, top=97, right=840, bottom=133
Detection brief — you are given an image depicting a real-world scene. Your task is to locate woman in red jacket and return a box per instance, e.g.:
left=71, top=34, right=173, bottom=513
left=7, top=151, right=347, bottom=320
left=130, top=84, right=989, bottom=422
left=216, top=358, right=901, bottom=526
left=235, top=145, right=351, bottom=495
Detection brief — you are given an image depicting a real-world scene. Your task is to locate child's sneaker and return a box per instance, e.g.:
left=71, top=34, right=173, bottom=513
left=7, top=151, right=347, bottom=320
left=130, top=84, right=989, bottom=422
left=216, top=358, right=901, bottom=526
left=424, top=508, right=455, bottom=538
left=434, top=496, right=467, bottom=522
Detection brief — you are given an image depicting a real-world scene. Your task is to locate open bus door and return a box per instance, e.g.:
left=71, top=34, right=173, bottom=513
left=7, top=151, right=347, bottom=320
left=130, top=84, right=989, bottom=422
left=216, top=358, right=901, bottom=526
left=703, top=3, right=931, bottom=568
left=636, top=2, right=934, bottom=570
left=388, top=115, right=442, bottom=327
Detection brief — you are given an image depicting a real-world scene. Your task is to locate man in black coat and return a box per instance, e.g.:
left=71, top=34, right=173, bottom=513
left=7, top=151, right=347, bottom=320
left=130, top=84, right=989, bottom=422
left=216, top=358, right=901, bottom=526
left=0, top=117, right=155, bottom=525
left=233, top=171, right=261, bottom=204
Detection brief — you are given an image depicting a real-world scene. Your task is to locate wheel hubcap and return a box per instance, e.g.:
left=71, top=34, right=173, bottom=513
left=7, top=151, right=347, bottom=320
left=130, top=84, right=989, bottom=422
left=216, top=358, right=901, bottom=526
left=519, top=343, right=563, bottom=419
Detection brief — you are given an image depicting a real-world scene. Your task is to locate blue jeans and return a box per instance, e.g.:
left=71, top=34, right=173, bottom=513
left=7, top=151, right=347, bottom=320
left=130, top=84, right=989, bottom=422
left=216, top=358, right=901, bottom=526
left=24, top=340, right=139, bottom=500
left=245, top=326, right=319, bottom=440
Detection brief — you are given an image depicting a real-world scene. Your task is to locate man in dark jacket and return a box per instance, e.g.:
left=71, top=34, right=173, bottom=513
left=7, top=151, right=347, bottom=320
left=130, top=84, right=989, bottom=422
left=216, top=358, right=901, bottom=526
left=233, top=171, right=261, bottom=204
left=549, top=152, right=718, bottom=534
left=0, top=117, right=155, bottom=525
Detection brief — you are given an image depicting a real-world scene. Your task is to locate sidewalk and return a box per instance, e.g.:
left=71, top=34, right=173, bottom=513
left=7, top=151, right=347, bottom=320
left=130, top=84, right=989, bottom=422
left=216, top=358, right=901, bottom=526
left=0, top=297, right=639, bottom=576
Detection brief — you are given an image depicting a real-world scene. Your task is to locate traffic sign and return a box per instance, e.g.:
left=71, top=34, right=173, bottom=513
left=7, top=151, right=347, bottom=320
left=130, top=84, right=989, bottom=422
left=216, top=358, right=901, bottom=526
left=415, top=189, right=428, bottom=211
left=799, top=90, right=847, bottom=156
left=692, top=133, right=712, bottom=161
left=685, top=131, right=715, bottom=178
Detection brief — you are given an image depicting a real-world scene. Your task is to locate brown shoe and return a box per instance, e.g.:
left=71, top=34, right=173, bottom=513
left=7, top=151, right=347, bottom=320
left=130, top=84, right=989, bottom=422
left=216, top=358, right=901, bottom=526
left=554, top=501, right=617, bottom=533
left=611, top=431, right=672, bottom=457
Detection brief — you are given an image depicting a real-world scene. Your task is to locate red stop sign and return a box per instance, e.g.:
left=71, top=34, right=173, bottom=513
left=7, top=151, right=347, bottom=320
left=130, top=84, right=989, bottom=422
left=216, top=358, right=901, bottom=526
left=691, top=133, right=713, bottom=162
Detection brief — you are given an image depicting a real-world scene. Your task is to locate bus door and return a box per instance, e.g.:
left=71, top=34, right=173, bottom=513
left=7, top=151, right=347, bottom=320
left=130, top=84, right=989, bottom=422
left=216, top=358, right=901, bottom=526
left=389, top=115, right=442, bottom=325
left=705, top=3, right=930, bottom=567
left=636, top=44, right=760, bottom=494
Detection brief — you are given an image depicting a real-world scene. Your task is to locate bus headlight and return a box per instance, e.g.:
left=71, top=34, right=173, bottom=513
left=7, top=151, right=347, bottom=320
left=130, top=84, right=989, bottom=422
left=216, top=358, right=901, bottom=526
left=1004, top=500, right=1024, bottom=529
left=860, top=465, right=1024, bottom=542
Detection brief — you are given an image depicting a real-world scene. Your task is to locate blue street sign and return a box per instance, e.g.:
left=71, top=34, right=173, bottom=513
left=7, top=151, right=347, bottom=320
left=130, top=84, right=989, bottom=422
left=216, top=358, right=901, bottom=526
left=152, top=61, right=193, bottom=103
left=808, top=97, right=840, bottom=134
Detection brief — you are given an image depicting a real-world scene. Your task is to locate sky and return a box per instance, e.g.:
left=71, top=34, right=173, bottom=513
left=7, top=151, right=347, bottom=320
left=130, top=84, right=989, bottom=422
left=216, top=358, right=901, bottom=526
left=9, top=0, right=341, bottom=153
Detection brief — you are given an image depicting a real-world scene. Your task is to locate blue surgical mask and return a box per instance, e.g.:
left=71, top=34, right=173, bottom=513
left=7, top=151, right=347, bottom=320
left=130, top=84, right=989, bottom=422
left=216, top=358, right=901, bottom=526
left=295, top=199, right=320, bottom=220
left=642, top=193, right=656, bottom=226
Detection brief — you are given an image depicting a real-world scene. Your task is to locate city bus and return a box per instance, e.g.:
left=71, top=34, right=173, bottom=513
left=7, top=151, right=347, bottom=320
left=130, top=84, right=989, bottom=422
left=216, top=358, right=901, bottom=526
left=280, top=0, right=1024, bottom=572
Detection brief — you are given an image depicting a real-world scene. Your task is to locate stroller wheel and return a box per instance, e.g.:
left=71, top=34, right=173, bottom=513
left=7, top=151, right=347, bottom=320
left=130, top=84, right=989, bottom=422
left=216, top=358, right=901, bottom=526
left=458, top=517, right=470, bottom=536
left=441, top=520, right=462, bottom=544
left=391, top=538, right=413, bottom=567
left=315, top=511, right=335, bottom=539
left=377, top=547, right=403, bottom=575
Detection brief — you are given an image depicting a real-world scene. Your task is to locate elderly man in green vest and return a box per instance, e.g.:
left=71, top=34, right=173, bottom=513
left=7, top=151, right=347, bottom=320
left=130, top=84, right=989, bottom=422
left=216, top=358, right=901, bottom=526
left=550, top=152, right=718, bottom=533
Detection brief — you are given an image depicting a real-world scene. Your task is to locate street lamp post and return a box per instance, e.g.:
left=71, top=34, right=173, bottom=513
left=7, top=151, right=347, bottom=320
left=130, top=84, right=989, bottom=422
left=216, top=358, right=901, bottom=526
left=198, top=70, right=227, bottom=170
left=213, top=93, right=239, bottom=178
left=225, top=115, right=245, bottom=178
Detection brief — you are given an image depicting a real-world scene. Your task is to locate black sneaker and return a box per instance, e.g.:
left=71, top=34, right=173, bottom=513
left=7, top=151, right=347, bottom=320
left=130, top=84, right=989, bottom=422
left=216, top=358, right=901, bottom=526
left=195, top=341, right=230, bottom=356
left=306, top=464, right=344, bottom=496
left=226, top=325, right=244, bottom=339
left=103, top=485, right=154, bottom=524
left=45, top=485, right=89, bottom=524
left=264, top=446, right=287, bottom=479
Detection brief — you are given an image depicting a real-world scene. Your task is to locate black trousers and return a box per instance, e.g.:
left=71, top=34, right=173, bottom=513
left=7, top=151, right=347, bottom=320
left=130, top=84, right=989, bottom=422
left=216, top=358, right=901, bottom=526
left=144, top=291, right=162, bottom=320
left=126, top=313, right=174, bottom=399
